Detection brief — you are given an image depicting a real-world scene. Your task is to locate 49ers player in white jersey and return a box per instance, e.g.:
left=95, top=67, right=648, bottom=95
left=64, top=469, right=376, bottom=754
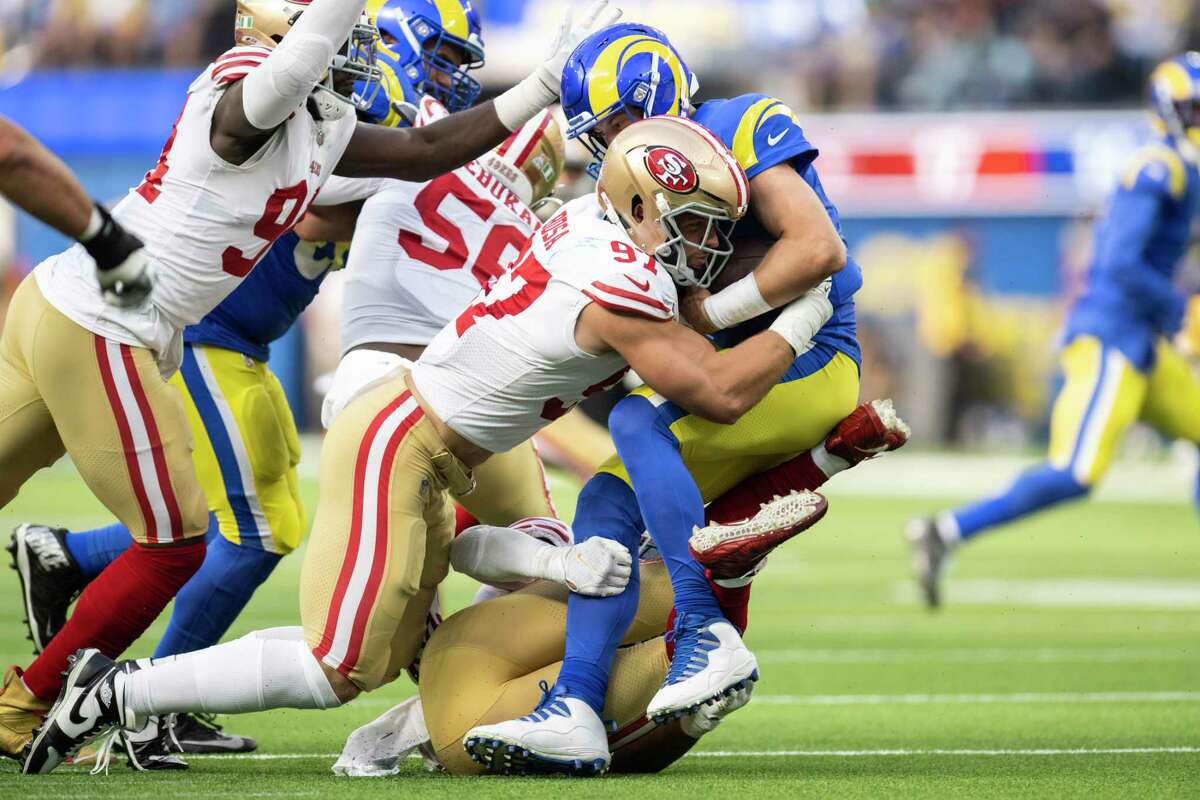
left=29, top=116, right=838, bottom=777
left=0, top=0, right=623, bottom=768
left=329, top=102, right=567, bottom=535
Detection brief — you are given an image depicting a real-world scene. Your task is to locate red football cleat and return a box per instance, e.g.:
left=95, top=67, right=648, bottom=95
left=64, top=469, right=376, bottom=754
left=823, top=398, right=910, bottom=467
left=689, top=490, right=829, bottom=580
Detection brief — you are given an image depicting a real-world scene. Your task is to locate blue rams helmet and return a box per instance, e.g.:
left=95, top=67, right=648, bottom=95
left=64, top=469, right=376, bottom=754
left=1149, top=51, right=1200, bottom=162
left=359, top=0, right=484, bottom=116
left=561, top=23, right=698, bottom=170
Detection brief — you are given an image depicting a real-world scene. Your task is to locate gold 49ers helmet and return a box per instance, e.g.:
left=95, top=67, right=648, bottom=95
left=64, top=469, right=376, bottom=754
left=234, top=0, right=383, bottom=114
left=480, top=109, right=566, bottom=221
left=597, top=116, right=749, bottom=288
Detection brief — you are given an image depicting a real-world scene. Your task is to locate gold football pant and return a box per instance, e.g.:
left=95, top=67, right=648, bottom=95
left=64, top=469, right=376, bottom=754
left=301, top=377, right=470, bottom=692
left=0, top=275, right=207, bottom=543
left=457, top=439, right=556, bottom=526
left=420, top=562, right=674, bottom=775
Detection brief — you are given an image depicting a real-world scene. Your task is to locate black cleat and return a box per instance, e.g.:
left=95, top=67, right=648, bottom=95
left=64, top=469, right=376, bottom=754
left=906, top=518, right=950, bottom=609
left=8, top=524, right=87, bottom=654
left=170, top=712, right=257, bottom=754
left=22, top=649, right=136, bottom=774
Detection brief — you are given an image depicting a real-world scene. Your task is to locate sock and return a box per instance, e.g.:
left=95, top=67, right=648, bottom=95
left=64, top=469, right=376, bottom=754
left=608, top=395, right=721, bottom=620
left=555, top=473, right=644, bottom=714
left=950, top=463, right=1089, bottom=541
left=123, top=630, right=340, bottom=717
left=453, top=505, right=479, bottom=537
left=705, top=450, right=829, bottom=525
left=65, top=522, right=135, bottom=579
left=22, top=538, right=206, bottom=700
left=153, top=528, right=282, bottom=658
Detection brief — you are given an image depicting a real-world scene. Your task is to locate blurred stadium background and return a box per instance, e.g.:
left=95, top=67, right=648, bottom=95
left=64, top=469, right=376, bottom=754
left=0, top=1, right=1198, bottom=792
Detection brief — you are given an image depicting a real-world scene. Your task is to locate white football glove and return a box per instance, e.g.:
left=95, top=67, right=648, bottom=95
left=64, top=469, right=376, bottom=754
left=98, top=249, right=155, bottom=309
left=538, top=536, right=633, bottom=597
left=679, top=681, right=755, bottom=739
left=494, top=0, right=623, bottom=130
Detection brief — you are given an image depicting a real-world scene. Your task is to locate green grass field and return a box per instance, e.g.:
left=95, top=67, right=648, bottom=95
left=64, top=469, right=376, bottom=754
left=0, top=457, right=1197, bottom=797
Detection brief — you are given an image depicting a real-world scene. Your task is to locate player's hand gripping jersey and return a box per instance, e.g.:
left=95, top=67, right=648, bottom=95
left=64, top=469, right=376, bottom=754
left=35, top=46, right=357, bottom=374
left=341, top=99, right=544, bottom=351
left=411, top=194, right=677, bottom=453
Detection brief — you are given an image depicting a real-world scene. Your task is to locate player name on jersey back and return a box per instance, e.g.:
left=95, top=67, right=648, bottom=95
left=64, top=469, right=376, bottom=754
left=411, top=195, right=679, bottom=454
left=36, top=47, right=356, bottom=374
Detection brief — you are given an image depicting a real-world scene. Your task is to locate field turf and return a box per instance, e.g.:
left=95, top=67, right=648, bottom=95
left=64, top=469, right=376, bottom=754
left=0, top=455, right=1196, bottom=797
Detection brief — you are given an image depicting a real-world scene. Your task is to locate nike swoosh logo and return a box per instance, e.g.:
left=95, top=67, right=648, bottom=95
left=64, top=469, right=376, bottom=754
left=66, top=689, right=93, bottom=729
left=625, top=275, right=651, bottom=293
left=767, top=130, right=787, bottom=146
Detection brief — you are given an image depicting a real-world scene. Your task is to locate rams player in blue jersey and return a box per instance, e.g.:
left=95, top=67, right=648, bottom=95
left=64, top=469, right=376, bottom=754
left=464, top=23, right=914, bottom=776
left=907, top=53, right=1200, bottom=609
left=5, top=0, right=486, bottom=766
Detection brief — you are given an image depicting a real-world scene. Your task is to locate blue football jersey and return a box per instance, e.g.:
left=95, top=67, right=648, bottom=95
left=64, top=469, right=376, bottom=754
left=1064, top=138, right=1200, bottom=371
left=184, top=231, right=347, bottom=362
left=692, top=94, right=862, bottom=374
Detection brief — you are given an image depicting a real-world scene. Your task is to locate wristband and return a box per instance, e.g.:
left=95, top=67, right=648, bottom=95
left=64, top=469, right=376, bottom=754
left=769, top=282, right=833, bottom=355
left=493, top=71, right=557, bottom=132
left=79, top=203, right=143, bottom=272
left=702, top=274, right=772, bottom=330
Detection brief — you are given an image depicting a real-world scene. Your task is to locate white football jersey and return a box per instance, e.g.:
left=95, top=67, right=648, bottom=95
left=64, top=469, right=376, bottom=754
left=411, top=195, right=679, bottom=453
left=339, top=96, right=539, bottom=352
left=35, top=46, right=357, bottom=375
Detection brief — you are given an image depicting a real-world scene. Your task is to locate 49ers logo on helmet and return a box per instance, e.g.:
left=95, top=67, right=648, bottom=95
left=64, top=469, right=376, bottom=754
left=644, top=147, right=698, bottom=194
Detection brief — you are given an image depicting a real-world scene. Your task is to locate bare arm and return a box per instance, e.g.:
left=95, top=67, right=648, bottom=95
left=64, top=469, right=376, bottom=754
left=0, top=115, right=94, bottom=238
left=748, top=163, right=846, bottom=305
left=579, top=304, right=794, bottom=425
left=332, top=103, right=512, bottom=182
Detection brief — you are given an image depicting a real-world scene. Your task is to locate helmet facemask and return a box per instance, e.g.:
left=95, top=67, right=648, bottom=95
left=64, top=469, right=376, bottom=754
left=316, top=17, right=384, bottom=121
left=651, top=195, right=737, bottom=289
left=406, top=14, right=485, bottom=112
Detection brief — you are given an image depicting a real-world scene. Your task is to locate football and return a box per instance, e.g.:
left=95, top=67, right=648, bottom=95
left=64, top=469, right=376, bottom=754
left=709, top=225, right=775, bottom=292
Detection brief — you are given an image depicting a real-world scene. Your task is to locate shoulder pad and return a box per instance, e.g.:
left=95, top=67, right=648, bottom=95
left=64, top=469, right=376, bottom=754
left=210, top=46, right=273, bottom=88
left=719, top=94, right=812, bottom=177
left=1121, top=143, right=1189, bottom=200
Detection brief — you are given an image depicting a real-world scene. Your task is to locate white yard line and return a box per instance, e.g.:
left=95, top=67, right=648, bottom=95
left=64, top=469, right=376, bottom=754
left=193, top=746, right=1200, bottom=762
left=757, top=646, right=1197, bottom=664
left=753, top=691, right=1200, bottom=706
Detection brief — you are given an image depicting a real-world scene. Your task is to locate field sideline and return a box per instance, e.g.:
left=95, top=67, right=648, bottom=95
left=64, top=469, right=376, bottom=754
left=0, top=454, right=1197, bottom=797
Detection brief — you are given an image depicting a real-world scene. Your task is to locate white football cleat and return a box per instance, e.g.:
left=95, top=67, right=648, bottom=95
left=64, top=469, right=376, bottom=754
left=463, top=683, right=610, bottom=776
left=646, top=614, right=758, bottom=723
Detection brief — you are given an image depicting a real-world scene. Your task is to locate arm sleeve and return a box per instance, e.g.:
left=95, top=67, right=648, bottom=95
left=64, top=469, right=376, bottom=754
left=1092, top=161, right=1186, bottom=331
left=240, top=0, right=368, bottom=130
left=313, top=176, right=388, bottom=206
left=449, top=524, right=565, bottom=586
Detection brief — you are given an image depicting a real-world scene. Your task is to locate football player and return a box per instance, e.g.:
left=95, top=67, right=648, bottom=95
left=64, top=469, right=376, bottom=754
left=0, top=116, right=150, bottom=292
left=907, top=53, right=1200, bottom=608
left=24, top=117, right=836, bottom=776
left=0, top=0, right=621, bottom=766
left=467, top=23, right=897, bottom=774
left=329, top=103, right=566, bottom=532
left=5, top=0, right=488, bottom=766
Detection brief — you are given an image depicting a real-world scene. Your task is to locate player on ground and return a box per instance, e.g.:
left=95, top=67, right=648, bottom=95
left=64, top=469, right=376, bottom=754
left=0, top=116, right=151, bottom=298
left=5, top=0, right=489, bottom=766
left=0, top=0, right=622, bottom=765
left=467, top=23, right=907, bottom=774
left=25, top=116, right=838, bottom=776
left=907, top=53, right=1200, bottom=608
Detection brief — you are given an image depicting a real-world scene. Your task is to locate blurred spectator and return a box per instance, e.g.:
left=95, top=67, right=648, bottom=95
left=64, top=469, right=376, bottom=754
left=0, top=0, right=1197, bottom=110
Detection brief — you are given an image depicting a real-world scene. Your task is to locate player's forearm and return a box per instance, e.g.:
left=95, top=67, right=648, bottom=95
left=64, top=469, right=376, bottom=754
left=240, top=0, right=368, bottom=130
left=450, top=525, right=549, bottom=586
left=0, top=117, right=94, bottom=239
left=697, top=334, right=795, bottom=423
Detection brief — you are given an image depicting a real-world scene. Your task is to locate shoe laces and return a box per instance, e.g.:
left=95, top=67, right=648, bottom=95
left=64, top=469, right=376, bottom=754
left=89, top=729, right=120, bottom=775
left=186, top=711, right=224, bottom=733
left=519, top=681, right=571, bottom=723
left=25, top=529, right=70, bottom=570
left=664, top=614, right=722, bottom=686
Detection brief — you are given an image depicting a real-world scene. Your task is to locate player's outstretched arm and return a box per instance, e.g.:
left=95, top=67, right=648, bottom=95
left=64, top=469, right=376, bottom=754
left=333, top=0, right=621, bottom=182
left=699, top=164, right=846, bottom=332
left=0, top=115, right=94, bottom=239
left=0, top=115, right=153, bottom=307
left=581, top=285, right=832, bottom=424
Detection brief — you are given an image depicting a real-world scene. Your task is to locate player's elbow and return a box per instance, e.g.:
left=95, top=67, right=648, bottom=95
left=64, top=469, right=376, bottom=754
left=703, top=389, right=753, bottom=425
left=814, top=234, right=847, bottom=279
left=0, top=122, right=29, bottom=173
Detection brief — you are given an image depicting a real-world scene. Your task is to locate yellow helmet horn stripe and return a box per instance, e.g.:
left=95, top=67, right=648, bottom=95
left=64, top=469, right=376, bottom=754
left=586, top=35, right=687, bottom=122
left=432, top=0, right=469, bottom=40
